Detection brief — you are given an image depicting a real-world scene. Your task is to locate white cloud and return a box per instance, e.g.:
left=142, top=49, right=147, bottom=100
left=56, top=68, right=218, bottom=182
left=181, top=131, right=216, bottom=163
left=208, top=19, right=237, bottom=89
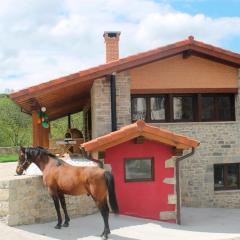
left=0, top=0, right=240, bottom=92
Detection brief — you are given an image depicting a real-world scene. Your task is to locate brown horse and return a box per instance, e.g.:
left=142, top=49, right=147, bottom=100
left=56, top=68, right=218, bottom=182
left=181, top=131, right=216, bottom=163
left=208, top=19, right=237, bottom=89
left=16, top=146, right=118, bottom=240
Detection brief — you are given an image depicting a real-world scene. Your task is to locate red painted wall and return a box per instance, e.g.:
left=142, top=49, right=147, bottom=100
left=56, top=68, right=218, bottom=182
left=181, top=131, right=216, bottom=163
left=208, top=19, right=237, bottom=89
left=105, top=139, right=175, bottom=221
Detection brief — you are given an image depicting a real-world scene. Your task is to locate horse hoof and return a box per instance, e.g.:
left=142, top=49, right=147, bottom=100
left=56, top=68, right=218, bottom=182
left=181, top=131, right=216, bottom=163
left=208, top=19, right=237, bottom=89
left=100, top=232, right=109, bottom=239
left=54, top=224, right=61, bottom=229
left=62, top=222, right=69, bottom=227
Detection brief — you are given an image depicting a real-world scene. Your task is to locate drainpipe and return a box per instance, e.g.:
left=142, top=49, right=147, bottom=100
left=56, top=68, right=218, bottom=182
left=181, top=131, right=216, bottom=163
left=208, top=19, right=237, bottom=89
left=110, top=72, right=117, bottom=131
left=67, top=114, right=71, bottom=129
left=176, top=147, right=195, bottom=225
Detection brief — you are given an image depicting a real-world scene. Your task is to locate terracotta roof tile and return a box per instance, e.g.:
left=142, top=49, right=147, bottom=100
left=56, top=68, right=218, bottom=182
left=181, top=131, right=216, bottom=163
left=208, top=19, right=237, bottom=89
left=11, top=36, right=240, bottom=102
left=81, top=120, right=200, bottom=152
left=9, top=36, right=240, bottom=119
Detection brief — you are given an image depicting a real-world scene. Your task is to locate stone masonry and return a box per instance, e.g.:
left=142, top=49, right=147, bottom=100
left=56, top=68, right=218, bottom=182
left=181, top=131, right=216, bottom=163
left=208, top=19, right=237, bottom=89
left=0, top=147, right=18, bottom=155
left=115, top=71, right=131, bottom=129
left=0, top=175, right=97, bottom=226
left=157, top=121, right=240, bottom=208
left=160, top=156, right=177, bottom=221
left=91, top=78, right=112, bottom=139
left=91, top=71, right=131, bottom=138
left=91, top=65, right=240, bottom=209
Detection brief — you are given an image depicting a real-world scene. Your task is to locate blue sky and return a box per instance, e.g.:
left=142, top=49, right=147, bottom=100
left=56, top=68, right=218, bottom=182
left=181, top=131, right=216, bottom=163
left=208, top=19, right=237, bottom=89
left=168, top=0, right=240, bottom=51
left=0, top=0, right=240, bottom=93
left=169, top=0, right=240, bottom=18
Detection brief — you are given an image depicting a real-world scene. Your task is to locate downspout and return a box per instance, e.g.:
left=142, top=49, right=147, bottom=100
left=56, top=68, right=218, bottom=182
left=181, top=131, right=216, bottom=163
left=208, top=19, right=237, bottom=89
left=110, top=72, right=117, bottom=131
left=176, top=147, right=195, bottom=224
left=67, top=114, right=71, bottom=129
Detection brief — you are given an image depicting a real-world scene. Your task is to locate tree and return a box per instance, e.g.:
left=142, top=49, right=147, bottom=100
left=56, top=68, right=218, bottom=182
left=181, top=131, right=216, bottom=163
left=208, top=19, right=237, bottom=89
left=0, top=95, right=32, bottom=146
left=0, top=94, right=83, bottom=147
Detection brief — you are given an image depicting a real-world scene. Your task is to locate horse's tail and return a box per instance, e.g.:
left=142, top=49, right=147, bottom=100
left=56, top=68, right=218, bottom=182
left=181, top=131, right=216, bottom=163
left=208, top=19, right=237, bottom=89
left=104, top=171, right=119, bottom=214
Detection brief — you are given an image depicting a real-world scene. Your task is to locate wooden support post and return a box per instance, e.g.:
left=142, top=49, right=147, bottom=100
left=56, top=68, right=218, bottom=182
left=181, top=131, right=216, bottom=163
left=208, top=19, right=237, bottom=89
left=42, top=127, right=49, bottom=148
left=32, top=111, right=40, bottom=147
left=32, top=111, right=49, bottom=148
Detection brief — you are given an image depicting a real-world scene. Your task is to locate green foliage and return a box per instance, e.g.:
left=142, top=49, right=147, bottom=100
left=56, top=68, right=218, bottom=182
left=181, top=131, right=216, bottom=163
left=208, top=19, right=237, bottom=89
left=0, top=95, right=32, bottom=146
left=0, top=94, right=83, bottom=146
left=50, top=113, right=83, bottom=139
left=0, top=154, right=18, bottom=162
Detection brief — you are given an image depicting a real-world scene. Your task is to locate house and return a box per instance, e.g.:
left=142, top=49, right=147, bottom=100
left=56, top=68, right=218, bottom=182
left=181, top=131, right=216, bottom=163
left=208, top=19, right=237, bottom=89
left=10, top=32, right=240, bottom=217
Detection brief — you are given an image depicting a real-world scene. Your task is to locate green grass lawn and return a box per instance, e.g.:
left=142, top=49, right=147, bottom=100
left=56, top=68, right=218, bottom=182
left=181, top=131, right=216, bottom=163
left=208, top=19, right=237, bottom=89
left=0, top=154, right=18, bottom=163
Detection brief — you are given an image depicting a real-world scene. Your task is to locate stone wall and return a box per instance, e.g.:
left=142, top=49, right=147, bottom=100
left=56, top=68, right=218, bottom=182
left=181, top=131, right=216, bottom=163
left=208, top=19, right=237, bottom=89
left=91, top=71, right=131, bottom=138
left=91, top=78, right=112, bottom=139
left=0, top=175, right=97, bottom=226
left=160, top=156, right=177, bottom=222
left=115, top=71, right=131, bottom=129
left=155, top=121, right=240, bottom=208
left=0, top=180, right=8, bottom=218
left=0, top=147, right=18, bottom=155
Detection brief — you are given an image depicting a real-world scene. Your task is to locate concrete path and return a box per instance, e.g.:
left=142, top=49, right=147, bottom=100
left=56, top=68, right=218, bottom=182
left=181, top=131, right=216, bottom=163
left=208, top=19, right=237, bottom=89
left=0, top=162, right=18, bottom=180
left=1, top=163, right=240, bottom=239
left=0, top=208, right=240, bottom=240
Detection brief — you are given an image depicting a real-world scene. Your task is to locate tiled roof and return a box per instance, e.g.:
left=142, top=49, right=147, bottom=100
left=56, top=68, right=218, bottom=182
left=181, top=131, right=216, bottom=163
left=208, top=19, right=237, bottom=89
left=9, top=36, right=240, bottom=120
left=81, top=120, right=200, bottom=152
left=10, top=36, right=240, bottom=98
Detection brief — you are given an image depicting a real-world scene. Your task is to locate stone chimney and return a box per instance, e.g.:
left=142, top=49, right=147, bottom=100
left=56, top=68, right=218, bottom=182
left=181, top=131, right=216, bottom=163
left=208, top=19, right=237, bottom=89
left=103, top=31, right=121, bottom=63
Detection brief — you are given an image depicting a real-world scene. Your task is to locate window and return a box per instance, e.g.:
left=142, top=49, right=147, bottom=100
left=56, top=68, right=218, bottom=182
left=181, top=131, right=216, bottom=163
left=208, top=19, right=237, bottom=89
left=201, top=96, right=214, bottom=121
left=150, top=96, right=165, bottom=120
left=124, top=158, right=154, bottom=182
left=131, top=97, right=146, bottom=121
left=218, top=95, right=233, bottom=121
left=173, top=96, right=194, bottom=121
left=201, top=94, right=234, bottom=121
left=131, top=93, right=235, bottom=123
left=214, top=163, right=240, bottom=190
left=131, top=95, right=166, bottom=122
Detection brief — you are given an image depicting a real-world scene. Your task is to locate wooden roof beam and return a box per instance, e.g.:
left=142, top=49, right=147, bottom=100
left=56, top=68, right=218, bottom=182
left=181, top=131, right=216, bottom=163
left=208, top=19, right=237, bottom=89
left=48, top=99, right=89, bottom=121
left=39, top=94, right=90, bottom=110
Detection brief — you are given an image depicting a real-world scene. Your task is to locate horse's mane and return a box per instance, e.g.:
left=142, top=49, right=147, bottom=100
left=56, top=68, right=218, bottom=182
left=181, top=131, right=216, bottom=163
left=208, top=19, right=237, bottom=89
left=26, top=146, right=64, bottom=166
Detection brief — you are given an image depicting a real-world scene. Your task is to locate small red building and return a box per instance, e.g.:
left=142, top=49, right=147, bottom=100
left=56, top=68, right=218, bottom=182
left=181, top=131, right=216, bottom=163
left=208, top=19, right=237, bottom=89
left=82, top=120, right=199, bottom=223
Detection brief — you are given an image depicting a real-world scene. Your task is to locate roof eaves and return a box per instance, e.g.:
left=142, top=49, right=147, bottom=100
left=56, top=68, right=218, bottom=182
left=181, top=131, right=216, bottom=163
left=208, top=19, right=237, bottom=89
left=10, top=39, right=193, bottom=102
left=10, top=37, right=240, bottom=103
left=81, top=120, right=200, bottom=152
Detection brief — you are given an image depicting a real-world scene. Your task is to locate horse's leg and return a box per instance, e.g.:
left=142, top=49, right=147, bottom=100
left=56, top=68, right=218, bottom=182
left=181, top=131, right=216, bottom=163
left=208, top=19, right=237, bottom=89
left=59, top=193, right=70, bottom=227
left=99, top=201, right=110, bottom=240
left=88, top=182, right=110, bottom=239
left=52, top=195, right=62, bottom=229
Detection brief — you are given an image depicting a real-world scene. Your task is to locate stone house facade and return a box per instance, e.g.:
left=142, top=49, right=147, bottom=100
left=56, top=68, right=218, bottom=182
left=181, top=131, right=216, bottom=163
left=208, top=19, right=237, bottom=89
left=90, top=33, right=240, bottom=208
left=91, top=72, right=240, bottom=208
left=10, top=32, right=240, bottom=209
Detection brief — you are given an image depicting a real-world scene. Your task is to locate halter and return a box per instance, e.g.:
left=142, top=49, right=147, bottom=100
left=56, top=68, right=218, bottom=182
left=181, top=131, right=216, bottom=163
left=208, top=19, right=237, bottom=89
left=18, top=149, right=32, bottom=170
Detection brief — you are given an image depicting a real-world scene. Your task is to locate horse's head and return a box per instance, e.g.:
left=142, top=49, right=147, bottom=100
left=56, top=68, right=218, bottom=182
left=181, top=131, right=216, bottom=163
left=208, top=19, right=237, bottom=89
left=16, top=147, right=32, bottom=175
